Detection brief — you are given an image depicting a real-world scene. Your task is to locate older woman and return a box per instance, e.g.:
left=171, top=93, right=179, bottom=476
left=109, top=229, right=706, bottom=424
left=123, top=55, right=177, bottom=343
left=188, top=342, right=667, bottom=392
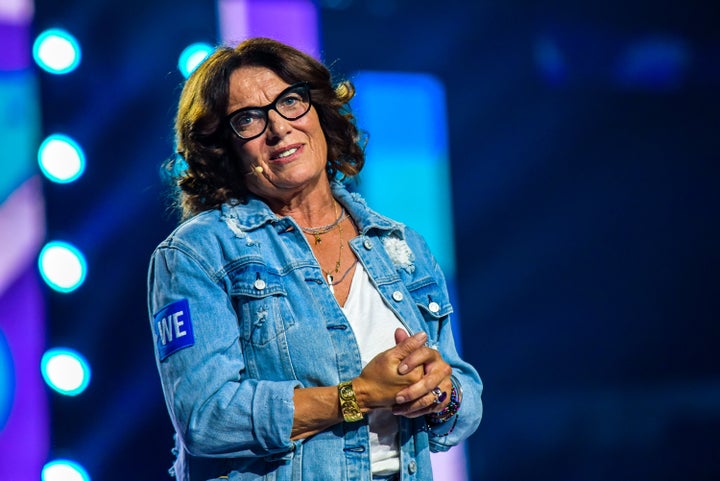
left=148, top=37, right=482, bottom=481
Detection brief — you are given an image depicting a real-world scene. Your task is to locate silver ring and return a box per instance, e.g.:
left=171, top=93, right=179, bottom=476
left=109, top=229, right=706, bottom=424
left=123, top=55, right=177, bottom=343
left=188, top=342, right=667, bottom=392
left=431, top=387, right=444, bottom=405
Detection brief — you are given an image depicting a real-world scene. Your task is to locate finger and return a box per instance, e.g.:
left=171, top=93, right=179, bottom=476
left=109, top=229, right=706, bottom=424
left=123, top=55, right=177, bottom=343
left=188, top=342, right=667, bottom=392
left=397, top=345, right=439, bottom=375
left=392, top=387, right=450, bottom=418
left=395, top=365, right=452, bottom=405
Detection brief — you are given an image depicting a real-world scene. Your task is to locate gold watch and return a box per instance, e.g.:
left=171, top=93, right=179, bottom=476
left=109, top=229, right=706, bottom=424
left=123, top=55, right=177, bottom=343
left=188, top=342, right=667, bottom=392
left=338, top=380, right=364, bottom=423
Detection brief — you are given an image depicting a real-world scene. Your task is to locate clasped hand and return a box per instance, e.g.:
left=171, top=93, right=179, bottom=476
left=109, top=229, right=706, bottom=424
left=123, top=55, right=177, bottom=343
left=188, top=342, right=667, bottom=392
left=354, top=329, right=452, bottom=418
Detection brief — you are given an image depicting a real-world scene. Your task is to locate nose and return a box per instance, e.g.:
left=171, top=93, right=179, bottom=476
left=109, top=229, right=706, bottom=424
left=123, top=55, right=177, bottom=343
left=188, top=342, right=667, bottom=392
left=265, top=109, right=291, bottom=141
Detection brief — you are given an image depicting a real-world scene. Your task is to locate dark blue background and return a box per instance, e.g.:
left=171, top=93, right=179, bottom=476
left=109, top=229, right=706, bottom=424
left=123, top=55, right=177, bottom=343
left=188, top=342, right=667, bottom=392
left=35, top=1, right=720, bottom=479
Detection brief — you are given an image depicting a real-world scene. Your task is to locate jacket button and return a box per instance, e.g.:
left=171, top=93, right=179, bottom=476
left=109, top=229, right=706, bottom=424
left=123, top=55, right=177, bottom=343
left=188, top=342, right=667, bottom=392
left=392, top=291, right=403, bottom=302
left=254, top=279, right=266, bottom=290
left=363, top=238, right=373, bottom=250
left=408, top=459, right=417, bottom=474
left=428, top=301, right=440, bottom=313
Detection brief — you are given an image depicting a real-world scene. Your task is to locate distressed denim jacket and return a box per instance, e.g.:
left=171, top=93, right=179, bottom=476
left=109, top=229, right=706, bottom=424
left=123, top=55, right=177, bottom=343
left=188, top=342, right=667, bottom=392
left=147, top=183, right=483, bottom=481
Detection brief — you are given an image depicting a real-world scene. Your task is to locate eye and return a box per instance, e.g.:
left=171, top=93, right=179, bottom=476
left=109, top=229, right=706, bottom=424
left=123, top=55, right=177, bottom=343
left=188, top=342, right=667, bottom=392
left=232, top=109, right=263, bottom=128
left=279, top=93, right=302, bottom=108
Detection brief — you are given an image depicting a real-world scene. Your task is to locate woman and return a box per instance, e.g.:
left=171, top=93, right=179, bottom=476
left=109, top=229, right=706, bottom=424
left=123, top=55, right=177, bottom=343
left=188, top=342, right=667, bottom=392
left=147, top=37, right=482, bottom=481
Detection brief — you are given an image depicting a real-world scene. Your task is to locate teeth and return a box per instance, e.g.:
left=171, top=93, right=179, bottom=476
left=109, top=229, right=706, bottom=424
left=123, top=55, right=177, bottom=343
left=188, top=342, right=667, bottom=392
left=276, top=147, right=298, bottom=159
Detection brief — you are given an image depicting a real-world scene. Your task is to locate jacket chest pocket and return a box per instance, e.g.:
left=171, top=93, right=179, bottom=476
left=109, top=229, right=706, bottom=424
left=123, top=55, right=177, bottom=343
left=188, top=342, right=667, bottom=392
left=405, top=277, right=453, bottom=345
left=230, top=270, right=296, bottom=347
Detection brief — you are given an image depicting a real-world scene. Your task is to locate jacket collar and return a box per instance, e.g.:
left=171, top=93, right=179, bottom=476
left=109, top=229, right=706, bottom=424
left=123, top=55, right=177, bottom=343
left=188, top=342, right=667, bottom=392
left=331, top=182, right=405, bottom=238
left=219, top=182, right=405, bottom=238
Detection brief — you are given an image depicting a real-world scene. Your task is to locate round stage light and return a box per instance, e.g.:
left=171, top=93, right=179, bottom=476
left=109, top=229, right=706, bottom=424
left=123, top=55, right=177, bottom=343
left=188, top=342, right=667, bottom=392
left=178, top=42, right=214, bottom=78
left=41, top=348, right=91, bottom=396
left=42, top=459, right=91, bottom=481
left=33, top=28, right=82, bottom=74
left=38, top=134, right=86, bottom=183
left=38, top=241, right=87, bottom=293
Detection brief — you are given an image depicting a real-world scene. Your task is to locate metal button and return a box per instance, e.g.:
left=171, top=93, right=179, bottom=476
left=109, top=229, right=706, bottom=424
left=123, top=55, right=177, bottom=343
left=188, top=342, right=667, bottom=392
left=428, top=301, right=440, bottom=313
left=392, top=291, right=404, bottom=302
left=363, top=238, right=373, bottom=250
left=253, top=279, right=266, bottom=290
left=408, top=459, right=417, bottom=474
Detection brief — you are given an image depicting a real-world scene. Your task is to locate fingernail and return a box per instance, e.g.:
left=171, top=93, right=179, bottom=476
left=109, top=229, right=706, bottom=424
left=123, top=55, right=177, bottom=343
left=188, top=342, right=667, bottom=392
left=396, top=395, right=405, bottom=404
left=398, top=363, right=408, bottom=374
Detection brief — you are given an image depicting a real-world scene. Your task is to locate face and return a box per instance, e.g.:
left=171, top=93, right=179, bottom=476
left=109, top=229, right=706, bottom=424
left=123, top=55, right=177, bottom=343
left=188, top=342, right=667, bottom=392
left=227, top=66, right=329, bottom=204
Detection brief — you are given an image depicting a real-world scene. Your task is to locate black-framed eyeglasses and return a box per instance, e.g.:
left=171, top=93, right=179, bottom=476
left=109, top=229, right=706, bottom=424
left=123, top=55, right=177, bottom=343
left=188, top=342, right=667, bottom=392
left=226, top=82, right=312, bottom=140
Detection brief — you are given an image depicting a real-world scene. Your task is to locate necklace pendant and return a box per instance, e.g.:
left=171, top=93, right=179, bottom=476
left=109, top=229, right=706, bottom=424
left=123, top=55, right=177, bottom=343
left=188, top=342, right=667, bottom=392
left=314, top=234, right=322, bottom=245
left=327, top=274, right=335, bottom=294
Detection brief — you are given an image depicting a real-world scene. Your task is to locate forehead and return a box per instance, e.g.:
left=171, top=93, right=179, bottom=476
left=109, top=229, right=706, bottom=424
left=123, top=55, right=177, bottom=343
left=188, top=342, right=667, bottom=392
left=227, top=66, right=290, bottom=111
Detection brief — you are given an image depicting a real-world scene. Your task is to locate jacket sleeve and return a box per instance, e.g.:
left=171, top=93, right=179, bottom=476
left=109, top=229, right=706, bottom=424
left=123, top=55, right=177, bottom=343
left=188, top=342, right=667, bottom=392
left=147, top=241, right=301, bottom=458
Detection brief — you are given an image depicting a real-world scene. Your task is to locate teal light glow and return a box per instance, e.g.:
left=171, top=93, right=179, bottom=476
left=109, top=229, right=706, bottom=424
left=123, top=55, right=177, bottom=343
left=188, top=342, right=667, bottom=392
left=351, top=71, right=455, bottom=276
left=33, top=29, right=81, bottom=74
left=38, top=241, right=87, bottom=293
left=178, top=42, right=214, bottom=78
left=350, top=71, right=468, bottom=480
left=38, top=134, right=86, bottom=183
left=41, top=348, right=91, bottom=396
left=42, top=459, right=91, bottom=481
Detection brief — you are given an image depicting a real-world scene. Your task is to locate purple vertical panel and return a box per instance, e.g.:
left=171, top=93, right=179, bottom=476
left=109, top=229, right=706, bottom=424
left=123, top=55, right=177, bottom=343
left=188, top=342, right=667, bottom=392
left=0, top=22, right=31, bottom=71
left=0, top=268, right=48, bottom=479
left=217, top=0, right=319, bottom=58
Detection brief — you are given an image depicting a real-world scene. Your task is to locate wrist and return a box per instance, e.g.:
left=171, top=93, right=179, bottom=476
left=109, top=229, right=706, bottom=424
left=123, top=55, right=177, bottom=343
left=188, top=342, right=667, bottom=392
left=348, top=376, right=374, bottom=412
left=427, top=376, right=462, bottom=425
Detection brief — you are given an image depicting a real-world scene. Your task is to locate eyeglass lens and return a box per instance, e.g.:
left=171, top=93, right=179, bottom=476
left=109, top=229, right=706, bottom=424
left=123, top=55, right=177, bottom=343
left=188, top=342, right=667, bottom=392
left=229, top=83, right=311, bottom=139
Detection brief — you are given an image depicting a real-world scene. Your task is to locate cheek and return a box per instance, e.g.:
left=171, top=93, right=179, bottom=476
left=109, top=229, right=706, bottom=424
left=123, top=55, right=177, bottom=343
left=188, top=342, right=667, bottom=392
left=307, top=124, right=328, bottom=156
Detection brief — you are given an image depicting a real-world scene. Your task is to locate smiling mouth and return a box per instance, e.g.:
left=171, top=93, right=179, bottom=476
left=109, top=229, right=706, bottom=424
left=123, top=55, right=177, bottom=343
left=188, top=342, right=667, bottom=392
left=272, top=146, right=299, bottom=160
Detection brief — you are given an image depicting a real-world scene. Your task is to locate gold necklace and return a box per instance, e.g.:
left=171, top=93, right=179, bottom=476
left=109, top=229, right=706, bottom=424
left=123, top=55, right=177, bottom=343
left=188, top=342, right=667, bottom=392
left=324, top=216, right=343, bottom=287
left=325, top=217, right=359, bottom=294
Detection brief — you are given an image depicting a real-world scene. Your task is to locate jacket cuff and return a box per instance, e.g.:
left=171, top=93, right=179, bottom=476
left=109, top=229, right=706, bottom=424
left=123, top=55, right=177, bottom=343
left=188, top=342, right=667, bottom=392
left=252, top=380, right=302, bottom=450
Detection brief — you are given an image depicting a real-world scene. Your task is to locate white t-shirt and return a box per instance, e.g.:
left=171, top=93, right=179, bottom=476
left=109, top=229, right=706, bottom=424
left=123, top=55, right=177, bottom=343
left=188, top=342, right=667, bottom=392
left=341, top=263, right=406, bottom=476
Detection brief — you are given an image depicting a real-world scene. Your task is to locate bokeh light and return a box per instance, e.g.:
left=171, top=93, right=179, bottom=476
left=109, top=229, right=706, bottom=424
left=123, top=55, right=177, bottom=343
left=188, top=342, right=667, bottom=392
left=42, top=459, right=91, bottom=481
left=41, top=348, right=91, bottom=396
left=178, top=42, right=213, bottom=78
left=38, top=241, right=87, bottom=293
left=38, top=134, right=86, bottom=183
left=33, top=28, right=82, bottom=74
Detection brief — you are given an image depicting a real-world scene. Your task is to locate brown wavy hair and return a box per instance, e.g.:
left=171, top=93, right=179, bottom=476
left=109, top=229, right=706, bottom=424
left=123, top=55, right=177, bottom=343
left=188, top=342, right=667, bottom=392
left=165, top=37, right=365, bottom=219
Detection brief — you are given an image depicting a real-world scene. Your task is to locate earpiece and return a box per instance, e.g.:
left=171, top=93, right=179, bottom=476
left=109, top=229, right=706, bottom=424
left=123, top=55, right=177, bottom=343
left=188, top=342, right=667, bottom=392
left=246, top=165, right=264, bottom=176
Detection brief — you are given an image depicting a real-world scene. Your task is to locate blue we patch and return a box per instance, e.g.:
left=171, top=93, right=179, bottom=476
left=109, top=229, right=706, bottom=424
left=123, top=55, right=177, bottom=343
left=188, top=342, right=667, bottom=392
left=154, top=298, right=195, bottom=361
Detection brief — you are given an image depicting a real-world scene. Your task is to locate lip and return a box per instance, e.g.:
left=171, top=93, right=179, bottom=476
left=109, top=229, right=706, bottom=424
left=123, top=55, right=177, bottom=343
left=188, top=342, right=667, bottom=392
left=268, top=143, right=304, bottom=164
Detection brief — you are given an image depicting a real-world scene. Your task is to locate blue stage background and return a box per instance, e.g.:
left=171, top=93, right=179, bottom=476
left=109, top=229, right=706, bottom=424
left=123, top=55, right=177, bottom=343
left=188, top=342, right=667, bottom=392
left=28, top=0, right=720, bottom=479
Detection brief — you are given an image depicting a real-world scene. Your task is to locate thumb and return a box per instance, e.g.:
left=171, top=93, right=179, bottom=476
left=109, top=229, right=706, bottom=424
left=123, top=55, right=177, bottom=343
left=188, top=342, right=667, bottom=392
left=392, top=329, right=427, bottom=359
left=394, top=328, right=411, bottom=345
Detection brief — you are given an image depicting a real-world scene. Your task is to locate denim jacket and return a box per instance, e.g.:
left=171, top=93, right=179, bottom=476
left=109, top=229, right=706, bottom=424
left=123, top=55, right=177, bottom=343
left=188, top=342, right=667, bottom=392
left=147, top=183, right=483, bottom=481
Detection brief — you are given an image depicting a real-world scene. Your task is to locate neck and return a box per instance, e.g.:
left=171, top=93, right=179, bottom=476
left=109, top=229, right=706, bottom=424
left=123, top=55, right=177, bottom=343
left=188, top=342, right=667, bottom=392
left=265, top=181, right=337, bottom=229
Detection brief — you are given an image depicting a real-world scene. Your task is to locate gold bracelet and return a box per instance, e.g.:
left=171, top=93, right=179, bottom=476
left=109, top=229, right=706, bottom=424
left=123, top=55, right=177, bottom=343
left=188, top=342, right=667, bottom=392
left=338, top=380, right=363, bottom=423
